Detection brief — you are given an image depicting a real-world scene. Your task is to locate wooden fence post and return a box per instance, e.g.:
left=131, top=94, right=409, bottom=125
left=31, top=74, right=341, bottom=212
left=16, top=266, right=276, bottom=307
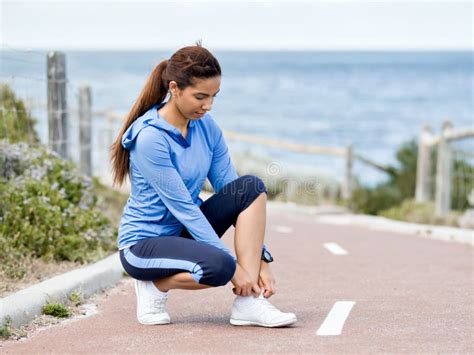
left=104, top=112, right=116, bottom=179
left=107, top=112, right=114, bottom=154
left=435, top=121, right=453, bottom=217
left=415, top=124, right=433, bottom=202
left=285, top=179, right=298, bottom=202
left=342, top=143, right=353, bottom=201
left=79, top=86, right=92, bottom=176
left=47, top=52, right=68, bottom=159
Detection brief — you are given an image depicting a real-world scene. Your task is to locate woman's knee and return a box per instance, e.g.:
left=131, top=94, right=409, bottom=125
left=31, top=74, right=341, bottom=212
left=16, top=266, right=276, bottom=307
left=234, top=175, right=267, bottom=212
left=237, top=175, right=267, bottom=195
left=200, top=252, right=236, bottom=287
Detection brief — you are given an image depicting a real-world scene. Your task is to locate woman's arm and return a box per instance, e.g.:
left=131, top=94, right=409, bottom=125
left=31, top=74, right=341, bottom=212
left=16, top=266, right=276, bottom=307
left=207, top=123, right=238, bottom=193
left=132, top=127, right=236, bottom=261
left=207, top=120, right=268, bottom=253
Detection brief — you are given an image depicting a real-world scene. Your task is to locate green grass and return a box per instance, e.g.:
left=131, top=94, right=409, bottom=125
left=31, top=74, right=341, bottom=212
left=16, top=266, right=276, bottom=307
left=43, top=302, right=70, bottom=318
left=68, top=291, right=83, bottom=306
left=380, top=198, right=462, bottom=227
left=0, top=316, right=12, bottom=338
left=91, top=178, right=129, bottom=227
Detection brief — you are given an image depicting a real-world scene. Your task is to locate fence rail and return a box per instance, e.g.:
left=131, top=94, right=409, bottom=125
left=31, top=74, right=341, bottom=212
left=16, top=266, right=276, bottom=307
left=100, top=110, right=357, bottom=201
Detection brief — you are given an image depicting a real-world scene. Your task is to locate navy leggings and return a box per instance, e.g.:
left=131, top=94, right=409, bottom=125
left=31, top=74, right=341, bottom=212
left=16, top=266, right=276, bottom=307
left=119, top=175, right=267, bottom=287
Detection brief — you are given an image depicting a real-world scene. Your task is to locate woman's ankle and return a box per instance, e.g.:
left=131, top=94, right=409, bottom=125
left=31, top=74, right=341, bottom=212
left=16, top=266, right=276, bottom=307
left=153, top=280, right=170, bottom=293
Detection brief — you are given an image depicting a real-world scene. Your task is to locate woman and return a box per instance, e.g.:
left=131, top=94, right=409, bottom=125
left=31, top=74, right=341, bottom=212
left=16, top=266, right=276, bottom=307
left=111, top=42, right=297, bottom=328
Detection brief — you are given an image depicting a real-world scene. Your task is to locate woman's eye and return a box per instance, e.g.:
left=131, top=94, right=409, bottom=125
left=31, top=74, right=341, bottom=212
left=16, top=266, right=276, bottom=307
left=196, top=95, right=217, bottom=100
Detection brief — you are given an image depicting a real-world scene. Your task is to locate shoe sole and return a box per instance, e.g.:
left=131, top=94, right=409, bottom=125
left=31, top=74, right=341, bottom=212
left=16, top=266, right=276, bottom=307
left=135, top=281, right=171, bottom=325
left=230, top=317, right=297, bottom=328
left=138, top=318, right=171, bottom=325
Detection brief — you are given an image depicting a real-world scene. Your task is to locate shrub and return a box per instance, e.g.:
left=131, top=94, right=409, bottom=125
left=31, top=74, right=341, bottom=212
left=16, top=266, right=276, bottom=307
left=351, top=183, right=402, bottom=215
left=380, top=199, right=435, bottom=224
left=351, top=139, right=473, bottom=216
left=43, top=302, right=70, bottom=318
left=68, top=291, right=83, bottom=306
left=0, top=140, right=117, bottom=279
left=380, top=199, right=461, bottom=226
left=0, top=84, right=39, bottom=144
left=0, top=316, right=12, bottom=338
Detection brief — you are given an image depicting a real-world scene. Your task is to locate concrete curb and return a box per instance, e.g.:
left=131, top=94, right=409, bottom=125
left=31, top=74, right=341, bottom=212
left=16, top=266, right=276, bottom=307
left=261, top=199, right=472, bottom=246
left=0, top=252, right=123, bottom=328
left=314, top=214, right=473, bottom=246
left=266, top=200, right=349, bottom=215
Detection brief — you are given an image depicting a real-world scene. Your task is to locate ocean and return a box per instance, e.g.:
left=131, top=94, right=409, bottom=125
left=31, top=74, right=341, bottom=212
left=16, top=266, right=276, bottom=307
left=1, top=49, right=473, bottom=186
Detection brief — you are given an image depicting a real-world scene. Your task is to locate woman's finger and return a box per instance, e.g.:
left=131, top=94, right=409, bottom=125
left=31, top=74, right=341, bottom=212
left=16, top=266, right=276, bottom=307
left=252, top=284, right=261, bottom=298
left=261, top=283, right=269, bottom=297
left=263, top=281, right=276, bottom=298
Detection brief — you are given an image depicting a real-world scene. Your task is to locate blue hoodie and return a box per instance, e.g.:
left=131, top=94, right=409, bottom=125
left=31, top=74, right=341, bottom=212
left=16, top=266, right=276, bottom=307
left=118, top=102, right=239, bottom=260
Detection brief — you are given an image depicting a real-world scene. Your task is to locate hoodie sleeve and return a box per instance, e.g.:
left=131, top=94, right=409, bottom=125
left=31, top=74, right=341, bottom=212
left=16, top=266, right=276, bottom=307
left=131, top=127, right=236, bottom=261
left=206, top=120, right=268, bottom=254
left=207, top=121, right=239, bottom=193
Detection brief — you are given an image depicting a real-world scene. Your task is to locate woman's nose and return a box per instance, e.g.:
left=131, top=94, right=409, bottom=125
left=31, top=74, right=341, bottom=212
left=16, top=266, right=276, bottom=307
left=202, top=98, right=214, bottom=111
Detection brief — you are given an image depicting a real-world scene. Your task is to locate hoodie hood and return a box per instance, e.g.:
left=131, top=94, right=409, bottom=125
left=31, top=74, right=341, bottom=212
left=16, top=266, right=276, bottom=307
left=121, top=104, right=162, bottom=150
left=121, top=102, right=197, bottom=150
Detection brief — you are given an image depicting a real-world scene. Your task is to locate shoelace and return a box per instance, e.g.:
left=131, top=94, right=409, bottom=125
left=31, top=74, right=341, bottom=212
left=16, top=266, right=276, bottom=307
left=151, top=294, right=168, bottom=313
left=251, top=297, right=282, bottom=321
left=256, top=297, right=279, bottom=312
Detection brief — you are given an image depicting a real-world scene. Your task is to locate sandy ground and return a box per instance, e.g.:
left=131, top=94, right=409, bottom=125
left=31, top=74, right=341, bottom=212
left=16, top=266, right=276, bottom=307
left=0, top=259, right=82, bottom=298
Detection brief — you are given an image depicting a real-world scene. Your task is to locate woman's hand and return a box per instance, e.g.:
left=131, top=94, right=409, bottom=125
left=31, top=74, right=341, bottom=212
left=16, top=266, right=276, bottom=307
left=231, top=264, right=261, bottom=298
left=258, top=261, right=276, bottom=298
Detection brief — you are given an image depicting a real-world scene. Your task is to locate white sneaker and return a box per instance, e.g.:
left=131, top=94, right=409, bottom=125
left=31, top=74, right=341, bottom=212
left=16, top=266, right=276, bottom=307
left=230, top=293, right=297, bottom=327
left=134, top=279, right=171, bottom=325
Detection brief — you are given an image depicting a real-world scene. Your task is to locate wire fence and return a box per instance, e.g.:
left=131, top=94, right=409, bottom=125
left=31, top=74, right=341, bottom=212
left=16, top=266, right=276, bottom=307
left=415, top=123, right=474, bottom=217
left=450, top=143, right=474, bottom=211
left=0, top=46, right=353, bottom=203
left=1, top=47, right=473, bottom=215
left=0, top=93, right=115, bottom=181
left=0, top=45, right=117, bottom=181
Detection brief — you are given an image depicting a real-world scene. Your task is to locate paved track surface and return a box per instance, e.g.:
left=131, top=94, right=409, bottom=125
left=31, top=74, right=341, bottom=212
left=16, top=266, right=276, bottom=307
left=2, top=208, right=473, bottom=353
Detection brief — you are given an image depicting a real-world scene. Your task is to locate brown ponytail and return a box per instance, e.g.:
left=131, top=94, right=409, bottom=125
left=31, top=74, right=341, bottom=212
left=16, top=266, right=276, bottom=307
left=110, top=41, right=221, bottom=186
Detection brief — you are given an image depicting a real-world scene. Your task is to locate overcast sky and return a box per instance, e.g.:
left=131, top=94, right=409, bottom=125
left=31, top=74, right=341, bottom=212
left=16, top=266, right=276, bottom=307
left=1, top=0, right=472, bottom=51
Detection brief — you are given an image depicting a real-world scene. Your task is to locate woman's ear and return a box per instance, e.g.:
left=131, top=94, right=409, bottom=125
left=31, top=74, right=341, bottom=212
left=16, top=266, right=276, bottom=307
left=168, top=81, right=179, bottom=97
left=169, top=81, right=179, bottom=91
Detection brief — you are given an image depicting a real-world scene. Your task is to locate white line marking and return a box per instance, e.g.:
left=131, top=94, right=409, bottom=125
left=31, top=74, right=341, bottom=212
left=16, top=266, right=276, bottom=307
left=324, top=242, right=348, bottom=255
left=316, top=301, right=355, bottom=336
left=272, top=225, right=293, bottom=234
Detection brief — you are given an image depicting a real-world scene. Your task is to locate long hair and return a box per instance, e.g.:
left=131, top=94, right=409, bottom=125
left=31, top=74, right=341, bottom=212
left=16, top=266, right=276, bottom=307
left=110, top=41, right=222, bottom=186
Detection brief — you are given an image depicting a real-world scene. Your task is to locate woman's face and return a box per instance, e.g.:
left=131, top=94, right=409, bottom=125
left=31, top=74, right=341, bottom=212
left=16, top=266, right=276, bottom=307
left=171, top=76, right=221, bottom=120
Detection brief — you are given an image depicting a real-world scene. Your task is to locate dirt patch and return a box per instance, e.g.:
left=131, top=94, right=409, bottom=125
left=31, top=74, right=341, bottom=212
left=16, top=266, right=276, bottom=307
left=0, top=258, right=84, bottom=298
